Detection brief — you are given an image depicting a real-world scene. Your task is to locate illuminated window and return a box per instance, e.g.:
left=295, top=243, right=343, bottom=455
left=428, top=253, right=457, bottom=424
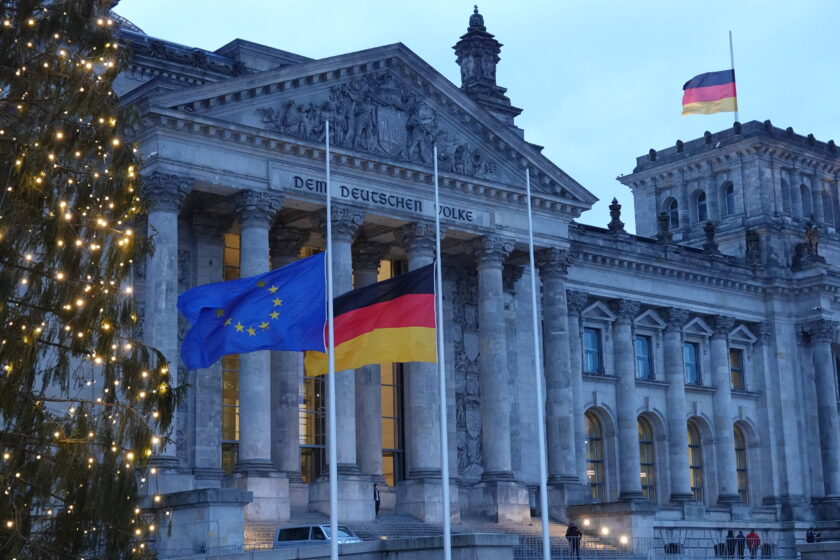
left=688, top=422, right=704, bottom=502
left=585, top=412, right=605, bottom=502
left=583, top=328, right=603, bottom=374
left=683, top=342, right=701, bottom=385
left=730, top=348, right=744, bottom=390
left=379, top=259, right=405, bottom=486
left=638, top=417, right=656, bottom=502
left=734, top=426, right=749, bottom=503
left=635, top=335, right=653, bottom=379
left=299, top=376, right=325, bottom=483
left=221, top=233, right=240, bottom=474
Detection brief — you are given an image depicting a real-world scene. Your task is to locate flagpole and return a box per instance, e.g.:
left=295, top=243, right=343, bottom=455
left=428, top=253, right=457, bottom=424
left=433, top=145, right=452, bottom=560
left=324, top=119, right=339, bottom=560
left=525, top=167, right=551, bottom=560
left=729, top=30, right=739, bottom=124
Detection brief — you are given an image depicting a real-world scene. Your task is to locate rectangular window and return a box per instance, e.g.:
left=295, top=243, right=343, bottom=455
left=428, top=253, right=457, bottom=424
left=221, top=233, right=240, bottom=474
left=299, top=376, right=326, bottom=483
left=635, top=335, right=653, bottom=379
left=729, top=348, right=744, bottom=391
left=683, top=342, right=701, bottom=385
left=583, top=328, right=603, bottom=374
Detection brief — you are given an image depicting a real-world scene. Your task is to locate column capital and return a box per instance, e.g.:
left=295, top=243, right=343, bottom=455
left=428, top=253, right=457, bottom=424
left=712, top=315, right=735, bottom=338
left=567, top=290, right=589, bottom=315
left=191, top=211, right=232, bottom=239
left=614, top=299, right=640, bottom=322
left=352, top=239, right=388, bottom=272
left=502, top=263, right=525, bottom=294
left=317, top=205, right=365, bottom=244
left=395, top=221, right=436, bottom=258
left=666, top=307, right=690, bottom=330
left=468, top=235, right=514, bottom=266
left=143, top=172, right=193, bottom=213
left=806, top=319, right=838, bottom=343
left=234, top=189, right=283, bottom=229
left=269, top=225, right=308, bottom=260
left=537, top=247, right=571, bottom=277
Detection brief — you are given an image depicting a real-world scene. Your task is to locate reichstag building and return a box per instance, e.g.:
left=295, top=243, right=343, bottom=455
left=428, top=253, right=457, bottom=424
left=116, top=8, right=840, bottom=550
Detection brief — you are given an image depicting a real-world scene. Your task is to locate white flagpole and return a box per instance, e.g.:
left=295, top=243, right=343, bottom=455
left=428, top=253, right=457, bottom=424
left=433, top=145, right=452, bottom=560
left=525, top=167, right=551, bottom=560
left=324, top=120, right=339, bottom=560
left=729, top=30, right=739, bottom=124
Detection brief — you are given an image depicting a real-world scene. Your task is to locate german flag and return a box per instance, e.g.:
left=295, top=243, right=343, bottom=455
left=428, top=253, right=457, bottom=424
left=682, top=69, right=737, bottom=116
left=304, top=263, right=436, bottom=376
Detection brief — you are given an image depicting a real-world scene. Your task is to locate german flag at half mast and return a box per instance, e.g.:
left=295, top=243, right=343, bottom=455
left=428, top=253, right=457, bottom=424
left=304, top=263, right=436, bottom=376
left=682, top=69, right=737, bottom=116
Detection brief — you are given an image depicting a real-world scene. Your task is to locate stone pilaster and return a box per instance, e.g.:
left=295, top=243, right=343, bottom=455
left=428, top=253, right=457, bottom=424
left=807, top=320, right=840, bottom=497
left=664, top=307, right=694, bottom=502
left=613, top=299, right=644, bottom=501
left=143, top=172, right=192, bottom=468
left=190, top=211, right=232, bottom=486
left=710, top=315, right=740, bottom=504
left=351, top=239, right=387, bottom=482
left=467, top=235, right=529, bottom=523
left=567, top=291, right=589, bottom=486
left=268, top=226, right=308, bottom=482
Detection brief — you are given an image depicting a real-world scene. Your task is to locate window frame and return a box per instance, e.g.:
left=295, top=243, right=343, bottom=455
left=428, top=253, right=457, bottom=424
left=723, top=182, right=736, bottom=216
left=683, top=341, right=702, bottom=385
left=734, top=425, right=749, bottom=504
left=696, top=191, right=708, bottom=223
left=583, top=327, right=604, bottom=375
left=666, top=198, right=679, bottom=230
left=635, top=334, right=654, bottom=379
left=585, top=412, right=606, bottom=503
left=688, top=422, right=704, bottom=503
left=638, top=416, right=657, bottom=503
left=729, top=347, right=745, bottom=391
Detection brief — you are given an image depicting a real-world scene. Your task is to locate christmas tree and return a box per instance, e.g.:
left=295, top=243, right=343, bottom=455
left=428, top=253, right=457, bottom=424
left=0, top=1, right=177, bottom=557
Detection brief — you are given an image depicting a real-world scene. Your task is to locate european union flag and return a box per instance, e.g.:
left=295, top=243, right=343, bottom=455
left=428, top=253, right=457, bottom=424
left=178, top=252, right=327, bottom=370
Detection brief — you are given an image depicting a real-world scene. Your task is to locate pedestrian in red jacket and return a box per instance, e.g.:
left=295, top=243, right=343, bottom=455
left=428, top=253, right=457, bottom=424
left=745, top=529, right=760, bottom=559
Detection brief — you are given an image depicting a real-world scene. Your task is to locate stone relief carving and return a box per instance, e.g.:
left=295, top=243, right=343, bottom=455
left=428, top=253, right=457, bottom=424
left=257, top=71, right=499, bottom=179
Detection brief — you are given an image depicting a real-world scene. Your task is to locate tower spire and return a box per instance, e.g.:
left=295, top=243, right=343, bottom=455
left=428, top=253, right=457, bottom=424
left=453, top=6, right=522, bottom=126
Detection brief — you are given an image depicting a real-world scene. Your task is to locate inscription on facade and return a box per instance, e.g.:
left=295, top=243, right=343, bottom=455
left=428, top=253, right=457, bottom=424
left=283, top=172, right=483, bottom=226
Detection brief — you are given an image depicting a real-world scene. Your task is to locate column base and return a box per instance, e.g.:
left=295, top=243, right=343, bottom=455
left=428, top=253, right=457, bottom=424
left=468, top=479, right=530, bottom=524
left=481, top=470, right=516, bottom=482
left=150, top=454, right=180, bottom=469
left=717, top=493, right=742, bottom=504
left=396, top=478, right=461, bottom=524
left=548, top=482, right=592, bottom=522
left=618, top=490, right=647, bottom=502
left=814, top=495, right=840, bottom=520
left=336, top=462, right=361, bottom=476
left=235, top=458, right=274, bottom=475
left=309, top=473, right=374, bottom=523
left=232, top=471, right=290, bottom=523
left=193, top=467, right=226, bottom=489
left=670, top=492, right=695, bottom=503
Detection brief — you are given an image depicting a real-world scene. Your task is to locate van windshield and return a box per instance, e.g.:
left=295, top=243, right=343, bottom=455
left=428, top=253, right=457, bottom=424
left=323, top=526, right=355, bottom=538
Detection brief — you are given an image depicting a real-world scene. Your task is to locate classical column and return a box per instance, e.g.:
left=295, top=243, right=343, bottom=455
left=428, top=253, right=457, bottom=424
left=664, top=307, right=693, bottom=501
left=352, top=239, right=387, bottom=481
left=472, top=235, right=516, bottom=480
left=399, top=222, right=441, bottom=480
left=143, top=172, right=192, bottom=466
left=613, top=299, right=644, bottom=501
left=269, top=226, right=309, bottom=479
left=710, top=315, right=740, bottom=503
left=807, top=320, right=840, bottom=496
left=537, top=248, right=578, bottom=484
left=234, top=190, right=283, bottom=472
left=190, top=211, right=231, bottom=484
left=567, top=291, right=589, bottom=485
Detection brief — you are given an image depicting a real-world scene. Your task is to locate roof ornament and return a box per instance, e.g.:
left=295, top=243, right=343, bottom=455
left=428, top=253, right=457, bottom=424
left=470, top=5, right=485, bottom=30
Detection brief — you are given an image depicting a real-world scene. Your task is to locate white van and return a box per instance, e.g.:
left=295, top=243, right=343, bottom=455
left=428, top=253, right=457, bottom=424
left=273, top=524, right=363, bottom=548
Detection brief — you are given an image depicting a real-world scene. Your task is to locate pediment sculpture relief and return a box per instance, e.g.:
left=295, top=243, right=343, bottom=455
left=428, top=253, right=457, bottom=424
left=257, top=71, right=499, bottom=179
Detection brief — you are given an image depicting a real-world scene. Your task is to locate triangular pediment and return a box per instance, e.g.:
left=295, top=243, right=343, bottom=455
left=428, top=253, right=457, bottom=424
left=142, top=43, right=596, bottom=209
left=684, top=317, right=712, bottom=336
left=582, top=301, right=616, bottom=322
left=634, top=309, right=666, bottom=329
left=730, top=324, right=757, bottom=344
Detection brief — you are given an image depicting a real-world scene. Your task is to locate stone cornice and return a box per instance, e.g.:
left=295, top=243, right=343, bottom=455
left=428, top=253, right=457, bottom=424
left=128, top=106, right=585, bottom=219
left=131, top=43, right=595, bottom=209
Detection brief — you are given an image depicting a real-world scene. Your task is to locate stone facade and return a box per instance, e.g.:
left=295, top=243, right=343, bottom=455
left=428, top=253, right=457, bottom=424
left=116, top=7, right=840, bottom=554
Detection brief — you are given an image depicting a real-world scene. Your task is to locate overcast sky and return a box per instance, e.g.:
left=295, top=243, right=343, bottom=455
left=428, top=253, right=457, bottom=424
left=115, top=0, right=839, bottom=233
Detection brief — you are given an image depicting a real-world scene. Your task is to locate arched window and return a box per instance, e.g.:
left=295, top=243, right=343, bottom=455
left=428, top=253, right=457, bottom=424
left=696, top=191, right=708, bottom=222
left=822, top=191, right=834, bottom=226
left=666, top=198, right=679, bottom=230
left=585, top=412, right=605, bottom=502
left=688, top=422, right=704, bottom=502
left=638, top=417, right=656, bottom=502
left=723, top=182, right=736, bottom=215
left=780, top=178, right=791, bottom=214
left=801, top=184, right=812, bottom=218
left=734, top=425, right=749, bottom=503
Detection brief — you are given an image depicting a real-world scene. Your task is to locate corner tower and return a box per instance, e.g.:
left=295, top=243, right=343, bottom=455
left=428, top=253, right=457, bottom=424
left=453, top=6, right=522, bottom=127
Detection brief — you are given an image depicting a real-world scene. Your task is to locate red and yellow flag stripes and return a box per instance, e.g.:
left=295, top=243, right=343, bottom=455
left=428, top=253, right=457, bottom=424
left=304, top=263, right=436, bottom=376
left=682, top=69, right=737, bottom=116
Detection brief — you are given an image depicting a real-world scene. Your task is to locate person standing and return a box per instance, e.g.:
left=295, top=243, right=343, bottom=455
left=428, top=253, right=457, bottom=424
left=736, top=531, right=746, bottom=558
left=566, top=522, right=582, bottom=559
left=745, top=529, right=760, bottom=559
left=725, top=529, right=736, bottom=558
left=806, top=527, right=820, bottom=543
left=373, top=483, right=381, bottom=517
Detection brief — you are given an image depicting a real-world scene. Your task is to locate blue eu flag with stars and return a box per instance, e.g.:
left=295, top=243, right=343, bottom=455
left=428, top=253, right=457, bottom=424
left=178, top=252, right=327, bottom=370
